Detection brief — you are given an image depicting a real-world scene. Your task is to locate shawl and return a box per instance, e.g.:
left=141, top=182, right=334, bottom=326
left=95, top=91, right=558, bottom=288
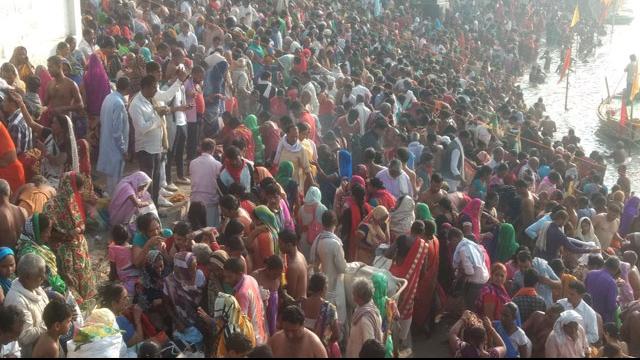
left=620, top=196, right=640, bottom=236
left=44, top=171, right=84, bottom=235
left=390, top=236, right=428, bottom=320
left=139, top=250, right=170, bottom=309
left=83, top=54, right=112, bottom=115
left=0, top=248, right=14, bottom=295
left=274, top=136, right=302, bottom=164
left=496, top=223, right=519, bottom=263
left=369, top=189, right=397, bottom=211
left=244, top=115, right=265, bottom=164
left=338, top=150, right=352, bottom=179
left=275, top=161, right=295, bottom=188
left=223, top=158, right=246, bottom=184
left=535, top=221, right=552, bottom=254
left=390, top=196, right=416, bottom=237
left=254, top=205, right=280, bottom=254
left=552, top=310, right=585, bottom=345
left=461, top=198, right=484, bottom=240
left=453, top=238, right=485, bottom=269
left=108, top=171, right=152, bottom=226
left=415, top=203, right=434, bottom=222
left=360, top=206, right=390, bottom=248
left=576, top=217, right=600, bottom=246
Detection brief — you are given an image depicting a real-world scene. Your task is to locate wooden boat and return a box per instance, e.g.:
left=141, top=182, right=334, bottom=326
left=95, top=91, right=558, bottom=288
left=597, top=95, right=640, bottom=145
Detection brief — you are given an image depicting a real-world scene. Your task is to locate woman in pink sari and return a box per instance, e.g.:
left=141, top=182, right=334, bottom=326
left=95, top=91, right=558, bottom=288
left=108, top=172, right=154, bottom=229
left=81, top=54, right=111, bottom=154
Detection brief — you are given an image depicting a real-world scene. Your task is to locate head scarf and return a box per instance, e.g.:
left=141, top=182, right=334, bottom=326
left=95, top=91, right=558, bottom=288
left=303, top=186, right=326, bottom=217
left=275, top=161, right=294, bottom=188
left=223, top=157, right=246, bottom=184
left=173, top=252, right=197, bottom=286
left=244, top=115, right=265, bottom=164
left=351, top=175, right=366, bottom=189
left=44, top=171, right=85, bottom=235
left=254, top=205, right=280, bottom=253
left=141, top=250, right=168, bottom=291
left=338, top=150, right=352, bottom=179
left=0, top=248, right=14, bottom=295
left=390, top=196, right=416, bottom=237
left=415, top=203, right=434, bottom=222
left=461, top=198, right=484, bottom=240
left=109, top=171, right=152, bottom=224
left=552, top=310, right=586, bottom=346
left=576, top=217, right=600, bottom=245
left=496, top=223, right=519, bottom=263
left=620, top=196, right=640, bottom=236
left=83, top=54, right=112, bottom=115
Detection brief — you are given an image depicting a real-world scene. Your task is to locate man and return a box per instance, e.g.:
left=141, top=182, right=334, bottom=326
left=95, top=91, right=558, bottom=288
left=585, top=256, right=621, bottom=323
left=360, top=117, right=388, bottom=155
left=189, top=138, right=223, bottom=227
left=310, top=210, right=348, bottom=322
left=279, top=230, right=308, bottom=301
left=512, top=269, right=548, bottom=323
left=515, top=180, right=536, bottom=238
left=78, top=28, right=97, bottom=59
left=419, top=173, right=448, bottom=209
left=219, top=194, right=252, bottom=235
left=396, top=147, right=419, bottom=196
left=442, top=130, right=470, bottom=193
left=203, top=48, right=229, bottom=138
left=43, top=56, right=84, bottom=127
left=0, top=180, right=27, bottom=248
left=268, top=305, right=327, bottom=357
left=255, top=71, right=276, bottom=112
left=97, top=77, right=130, bottom=195
left=375, top=159, right=413, bottom=199
left=622, top=251, right=640, bottom=300
left=223, top=257, right=267, bottom=345
left=487, top=147, right=505, bottom=170
left=450, top=228, right=489, bottom=310
left=0, top=305, right=25, bottom=358
left=177, top=21, right=198, bottom=53
left=625, top=54, right=637, bottom=99
left=525, top=202, right=562, bottom=241
left=274, top=124, right=312, bottom=188
left=1, top=90, right=31, bottom=155
left=536, top=210, right=600, bottom=262
left=251, top=255, right=283, bottom=336
left=346, top=278, right=383, bottom=358
left=231, top=0, right=260, bottom=29
left=522, top=304, right=564, bottom=358
left=513, top=250, right=560, bottom=307
left=557, top=280, right=599, bottom=345
left=353, top=95, right=371, bottom=136
left=363, top=147, right=387, bottom=179
left=592, top=204, right=623, bottom=250
left=518, top=157, right=540, bottom=184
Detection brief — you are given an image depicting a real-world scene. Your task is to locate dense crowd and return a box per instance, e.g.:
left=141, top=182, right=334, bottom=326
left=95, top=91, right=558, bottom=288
left=0, top=0, right=639, bottom=358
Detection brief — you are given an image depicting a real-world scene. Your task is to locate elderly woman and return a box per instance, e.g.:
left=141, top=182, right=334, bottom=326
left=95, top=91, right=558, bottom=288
left=545, top=310, right=590, bottom=358
left=4, top=253, right=49, bottom=358
left=108, top=171, right=155, bottom=230
left=164, top=252, right=204, bottom=331
left=346, top=278, right=383, bottom=358
left=389, top=196, right=416, bottom=241
left=354, top=206, right=390, bottom=265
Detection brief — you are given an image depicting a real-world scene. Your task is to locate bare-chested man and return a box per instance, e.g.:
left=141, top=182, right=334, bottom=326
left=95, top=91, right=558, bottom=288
left=278, top=229, right=308, bottom=301
left=419, top=173, right=448, bottom=209
left=268, top=305, right=328, bottom=358
left=522, top=303, right=564, bottom=358
left=592, top=203, right=623, bottom=250
left=43, top=55, right=84, bottom=126
left=623, top=251, right=640, bottom=300
left=516, top=179, right=536, bottom=236
left=251, top=255, right=283, bottom=335
left=0, top=179, right=27, bottom=248
left=363, top=148, right=386, bottom=179
left=621, top=300, right=640, bottom=357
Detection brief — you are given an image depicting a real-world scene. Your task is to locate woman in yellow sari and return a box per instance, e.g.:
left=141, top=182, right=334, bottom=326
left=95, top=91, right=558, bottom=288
left=297, top=122, right=317, bottom=178
left=9, top=46, right=35, bottom=81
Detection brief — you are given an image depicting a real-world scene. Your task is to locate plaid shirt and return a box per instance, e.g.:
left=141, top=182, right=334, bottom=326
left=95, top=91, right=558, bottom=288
left=513, top=294, right=547, bottom=323
left=4, top=109, right=32, bottom=155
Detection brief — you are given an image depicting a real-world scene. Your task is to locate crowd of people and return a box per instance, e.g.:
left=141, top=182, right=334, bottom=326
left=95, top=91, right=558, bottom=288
left=0, top=0, right=639, bottom=358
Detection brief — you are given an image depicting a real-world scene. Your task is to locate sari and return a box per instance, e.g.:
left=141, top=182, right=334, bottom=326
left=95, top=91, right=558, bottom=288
left=244, top=115, right=265, bottom=164
left=356, top=206, right=390, bottom=264
left=389, top=196, right=416, bottom=240
left=83, top=54, right=112, bottom=151
left=108, top=171, right=152, bottom=227
left=415, top=203, right=434, bottom=222
left=0, top=122, right=25, bottom=192
left=233, top=124, right=256, bottom=162
left=412, top=234, right=441, bottom=329
left=371, top=272, right=398, bottom=358
left=493, top=309, right=524, bottom=358
left=460, top=198, right=484, bottom=240
left=251, top=205, right=280, bottom=269
left=368, top=188, right=397, bottom=211
left=276, top=161, right=299, bottom=209
left=620, top=196, right=640, bottom=237
left=212, top=293, right=256, bottom=357
left=17, top=213, right=67, bottom=294
left=307, top=300, right=341, bottom=358
left=298, top=187, right=327, bottom=258
left=9, top=47, right=34, bottom=80
left=496, top=223, right=519, bottom=263
left=164, top=252, right=203, bottom=327
left=260, top=120, right=280, bottom=164
left=390, top=236, right=428, bottom=320
left=338, top=150, right=352, bottom=179
left=138, top=250, right=170, bottom=311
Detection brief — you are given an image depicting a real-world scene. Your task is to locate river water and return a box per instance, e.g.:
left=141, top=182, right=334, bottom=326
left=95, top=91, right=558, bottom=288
left=519, top=0, right=640, bottom=192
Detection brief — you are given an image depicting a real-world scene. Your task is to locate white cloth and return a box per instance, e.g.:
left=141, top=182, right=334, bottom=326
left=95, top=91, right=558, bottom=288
left=129, top=92, right=164, bottom=154
left=177, top=31, right=198, bottom=51
left=309, top=231, right=348, bottom=323
left=302, top=81, right=319, bottom=115
left=273, top=136, right=302, bottom=164
left=557, top=299, right=599, bottom=344
left=453, top=238, right=489, bottom=284
left=173, top=84, right=187, bottom=126
left=4, top=280, right=49, bottom=358
left=0, top=342, right=21, bottom=358
left=375, top=168, right=413, bottom=199
left=78, top=39, right=97, bottom=59
left=354, top=103, right=371, bottom=136
left=508, top=328, right=532, bottom=358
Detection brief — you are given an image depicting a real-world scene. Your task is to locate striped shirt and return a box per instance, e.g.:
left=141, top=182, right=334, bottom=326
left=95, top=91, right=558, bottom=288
left=4, top=110, right=32, bottom=155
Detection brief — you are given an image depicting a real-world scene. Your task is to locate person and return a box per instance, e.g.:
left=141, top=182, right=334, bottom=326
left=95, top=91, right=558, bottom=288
left=43, top=172, right=96, bottom=303
left=274, top=123, right=312, bottom=188
left=412, top=219, right=441, bottom=333
left=108, top=171, right=154, bottom=230
left=0, top=120, right=25, bottom=194
left=189, top=138, right=223, bottom=227
left=513, top=250, right=561, bottom=307
left=4, top=253, right=49, bottom=358
left=220, top=194, right=253, bottom=236
left=346, top=278, right=383, bottom=358
left=521, top=303, right=563, bottom=358
left=97, top=76, right=130, bottom=195
left=42, top=56, right=84, bottom=129
left=359, top=338, right=386, bottom=358
left=248, top=205, right=279, bottom=271
left=476, top=263, right=512, bottom=321
left=82, top=51, right=112, bottom=150
left=300, top=273, right=341, bottom=357
left=0, top=304, right=25, bottom=358
left=592, top=203, right=623, bottom=250
left=620, top=196, right=640, bottom=237
left=31, top=299, right=73, bottom=358
left=536, top=210, right=600, bottom=262
left=545, top=310, right=590, bottom=358
left=298, top=186, right=327, bottom=259
left=251, top=255, right=282, bottom=337
left=389, top=196, right=416, bottom=241
left=625, top=54, right=638, bottom=98
left=459, top=198, right=484, bottom=241
left=367, top=177, right=397, bottom=210
left=268, top=305, right=328, bottom=358
left=279, top=229, right=308, bottom=301
left=494, top=302, right=532, bottom=358
left=0, top=248, right=14, bottom=301
left=448, top=310, right=507, bottom=358
left=585, top=256, right=621, bottom=323
left=354, top=206, right=390, bottom=265
left=163, top=252, right=204, bottom=331
left=0, top=180, right=27, bottom=248
left=389, top=233, right=428, bottom=345
left=622, top=250, right=640, bottom=300
left=442, top=130, right=470, bottom=192
left=1, top=88, right=32, bottom=156
left=512, top=269, right=547, bottom=323
left=557, top=280, right=600, bottom=345
left=9, top=46, right=34, bottom=81
left=99, top=282, right=153, bottom=349
left=245, top=114, right=265, bottom=164
left=223, top=257, right=268, bottom=345
left=218, top=145, right=255, bottom=196
left=600, top=322, right=630, bottom=357
left=12, top=176, right=56, bottom=217
left=376, top=159, right=414, bottom=200
left=450, top=228, right=490, bottom=310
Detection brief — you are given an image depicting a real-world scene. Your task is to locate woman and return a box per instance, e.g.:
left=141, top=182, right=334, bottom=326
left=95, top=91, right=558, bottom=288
left=231, top=59, right=253, bottom=118
left=164, top=252, right=204, bottom=330
left=109, top=172, right=155, bottom=228
left=244, top=115, right=265, bottom=165
left=301, top=273, right=341, bottom=358
left=459, top=198, right=484, bottom=241
left=298, top=187, right=327, bottom=259
left=494, top=302, right=531, bottom=358
left=33, top=115, right=78, bottom=188
left=620, top=196, right=640, bottom=237
left=315, top=145, right=340, bottom=211
left=469, top=165, right=492, bottom=200
left=0, top=248, right=15, bottom=300
left=249, top=205, right=280, bottom=271
left=545, top=310, right=590, bottom=358
left=44, top=171, right=96, bottom=303
left=1, top=63, right=26, bottom=93
left=17, top=213, right=66, bottom=295
left=494, top=223, right=519, bottom=264
left=415, top=203, right=435, bottom=223
left=275, top=161, right=299, bottom=212
left=372, top=272, right=399, bottom=358
left=389, top=196, right=416, bottom=241
left=298, top=122, right=318, bottom=176
left=9, top=46, right=35, bottom=81
left=354, top=206, right=390, bottom=265
left=340, top=184, right=371, bottom=262
left=81, top=54, right=111, bottom=153
left=476, top=263, right=511, bottom=321
left=449, top=310, right=507, bottom=358
left=0, top=121, right=25, bottom=192
left=137, top=250, right=171, bottom=330
left=367, top=177, right=397, bottom=211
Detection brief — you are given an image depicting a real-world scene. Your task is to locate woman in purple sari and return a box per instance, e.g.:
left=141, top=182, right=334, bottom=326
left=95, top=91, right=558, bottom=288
left=620, top=196, right=640, bottom=237
left=81, top=54, right=111, bottom=154
left=109, top=172, right=155, bottom=231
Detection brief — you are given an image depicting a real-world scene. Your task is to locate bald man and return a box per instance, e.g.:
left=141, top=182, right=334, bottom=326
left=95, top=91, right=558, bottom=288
left=0, top=179, right=27, bottom=248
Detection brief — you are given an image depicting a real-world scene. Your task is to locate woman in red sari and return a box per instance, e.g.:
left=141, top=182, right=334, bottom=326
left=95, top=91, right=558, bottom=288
left=367, top=177, right=397, bottom=211
left=0, top=122, right=25, bottom=192
left=390, top=233, right=428, bottom=346
left=340, top=183, right=372, bottom=262
left=412, top=219, right=442, bottom=334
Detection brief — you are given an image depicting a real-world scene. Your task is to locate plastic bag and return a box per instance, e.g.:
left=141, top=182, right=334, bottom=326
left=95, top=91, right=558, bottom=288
left=67, top=334, right=124, bottom=358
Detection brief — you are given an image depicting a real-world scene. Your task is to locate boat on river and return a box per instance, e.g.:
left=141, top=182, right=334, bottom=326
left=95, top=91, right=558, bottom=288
left=597, top=94, right=640, bottom=145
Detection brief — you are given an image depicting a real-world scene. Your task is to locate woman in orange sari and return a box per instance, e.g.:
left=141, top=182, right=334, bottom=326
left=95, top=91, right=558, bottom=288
left=412, top=218, right=442, bottom=335
left=0, top=122, right=25, bottom=192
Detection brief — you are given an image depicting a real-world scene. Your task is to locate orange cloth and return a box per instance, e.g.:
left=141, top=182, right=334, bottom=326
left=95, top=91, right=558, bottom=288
left=0, top=123, right=25, bottom=192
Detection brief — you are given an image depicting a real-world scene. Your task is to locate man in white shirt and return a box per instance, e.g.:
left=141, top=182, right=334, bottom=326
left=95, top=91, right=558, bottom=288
left=231, top=0, right=260, bottom=29
left=442, top=130, right=470, bottom=192
left=450, top=228, right=490, bottom=310
left=556, top=280, right=600, bottom=345
left=375, top=159, right=414, bottom=199
left=166, top=81, right=192, bottom=187
left=177, top=21, right=198, bottom=52
left=354, top=95, right=371, bottom=136
left=189, top=138, right=223, bottom=227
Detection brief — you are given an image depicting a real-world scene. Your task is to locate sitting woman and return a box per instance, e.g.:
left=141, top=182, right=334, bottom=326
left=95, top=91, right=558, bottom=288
left=132, top=213, right=171, bottom=268
left=494, top=302, right=531, bottom=358
left=11, top=176, right=56, bottom=217
left=135, top=250, right=171, bottom=331
left=164, top=252, right=205, bottom=334
left=301, top=273, right=341, bottom=358
left=108, top=171, right=155, bottom=231
left=0, top=248, right=16, bottom=304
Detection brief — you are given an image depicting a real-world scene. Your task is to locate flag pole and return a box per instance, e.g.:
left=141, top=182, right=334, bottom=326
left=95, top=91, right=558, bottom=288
left=565, top=54, right=570, bottom=111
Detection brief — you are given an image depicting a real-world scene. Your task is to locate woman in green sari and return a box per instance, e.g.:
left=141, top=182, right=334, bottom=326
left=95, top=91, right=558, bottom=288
left=17, top=213, right=67, bottom=294
left=244, top=114, right=265, bottom=165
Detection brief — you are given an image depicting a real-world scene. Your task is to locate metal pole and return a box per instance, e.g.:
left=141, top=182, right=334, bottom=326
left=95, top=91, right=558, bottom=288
left=605, top=76, right=611, bottom=100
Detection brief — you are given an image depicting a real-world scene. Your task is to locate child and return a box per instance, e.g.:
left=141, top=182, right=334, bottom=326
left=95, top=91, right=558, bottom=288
left=0, top=248, right=15, bottom=304
left=138, top=340, right=162, bottom=358
left=109, top=224, right=140, bottom=293
left=32, top=299, right=73, bottom=358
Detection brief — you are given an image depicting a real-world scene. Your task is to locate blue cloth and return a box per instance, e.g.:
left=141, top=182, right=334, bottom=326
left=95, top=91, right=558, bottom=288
left=513, top=257, right=559, bottom=307
left=132, top=229, right=173, bottom=248
left=338, top=150, right=352, bottom=179
left=493, top=309, right=523, bottom=359
left=0, top=248, right=14, bottom=295
left=525, top=214, right=551, bottom=240
left=116, top=315, right=135, bottom=344
left=97, top=91, right=128, bottom=178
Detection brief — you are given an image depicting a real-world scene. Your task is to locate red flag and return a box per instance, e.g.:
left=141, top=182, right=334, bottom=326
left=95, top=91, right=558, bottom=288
left=620, top=98, right=629, bottom=128
left=558, top=48, right=572, bottom=83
